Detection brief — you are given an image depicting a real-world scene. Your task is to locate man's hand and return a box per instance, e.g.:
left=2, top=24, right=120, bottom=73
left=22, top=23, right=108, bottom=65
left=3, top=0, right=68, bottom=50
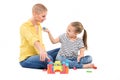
left=40, top=52, right=47, bottom=61
left=40, top=52, right=50, bottom=61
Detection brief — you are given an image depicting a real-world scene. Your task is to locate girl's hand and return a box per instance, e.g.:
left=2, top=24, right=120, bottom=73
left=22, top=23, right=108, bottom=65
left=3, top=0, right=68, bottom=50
left=77, top=48, right=85, bottom=62
left=42, top=27, right=50, bottom=33
left=77, top=56, right=81, bottom=62
left=77, top=55, right=84, bottom=62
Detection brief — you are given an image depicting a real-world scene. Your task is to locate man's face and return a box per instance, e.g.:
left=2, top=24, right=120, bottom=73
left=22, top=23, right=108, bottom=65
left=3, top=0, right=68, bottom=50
left=34, top=11, right=47, bottom=23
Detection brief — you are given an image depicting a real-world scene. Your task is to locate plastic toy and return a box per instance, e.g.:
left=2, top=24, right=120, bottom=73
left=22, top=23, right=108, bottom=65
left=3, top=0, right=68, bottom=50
left=47, top=59, right=69, bottom=74
left=42, top=27, right=46, bottom=30
left=92, top=65, right=97, bottom=69
left=86, top=65, right=97, bottom=73
left=73, top=67, right=77, bottom=70
left=86, top=70, right=92, bottom=73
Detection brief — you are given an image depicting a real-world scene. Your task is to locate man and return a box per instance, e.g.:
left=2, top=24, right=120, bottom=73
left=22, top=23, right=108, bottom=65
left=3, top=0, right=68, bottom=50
left=19, top=3, right=59, bottom=69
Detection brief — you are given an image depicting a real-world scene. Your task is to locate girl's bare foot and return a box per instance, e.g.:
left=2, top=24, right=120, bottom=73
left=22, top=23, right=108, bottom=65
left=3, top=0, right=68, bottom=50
left=83, top=64, right=97, bottom=69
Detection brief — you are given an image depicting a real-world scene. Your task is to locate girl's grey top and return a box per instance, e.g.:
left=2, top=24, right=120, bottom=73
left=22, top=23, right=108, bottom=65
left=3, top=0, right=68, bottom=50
left=56, top=33, right=84, bottom=59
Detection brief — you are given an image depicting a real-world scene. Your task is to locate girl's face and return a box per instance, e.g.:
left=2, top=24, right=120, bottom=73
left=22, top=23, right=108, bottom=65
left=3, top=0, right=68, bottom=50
left=34, top=11, right=47, bottom=23
left=66, top=25, right=77, bottom=38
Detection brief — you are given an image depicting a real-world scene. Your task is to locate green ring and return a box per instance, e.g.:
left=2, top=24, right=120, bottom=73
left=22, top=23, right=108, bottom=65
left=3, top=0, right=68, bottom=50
left=86, top=70, right=92, bottom=73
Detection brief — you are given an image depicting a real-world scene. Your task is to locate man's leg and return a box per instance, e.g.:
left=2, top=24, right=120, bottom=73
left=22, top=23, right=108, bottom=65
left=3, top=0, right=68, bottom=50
left=47, top=48, right=60, bottom=62
left=20, top=55, right=53, bottom=69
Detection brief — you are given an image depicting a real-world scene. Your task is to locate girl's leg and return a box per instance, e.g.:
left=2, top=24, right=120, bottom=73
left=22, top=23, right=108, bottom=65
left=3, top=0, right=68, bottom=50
left=82, top=63, right=95, bottom=69
left=79, top=55, right=92, bottom=64
left=47, top=48, right=60, bottom=62
left=67, top=58, right=95, bottom=69
left=67, top=59, right=83, bottom=69
left=20, top=55, right=53, bottom=69
left=56, top=56, right=83, bottom=69
left=79, top=55, right=97, bottom=69
left=60, top=55, right=94, bottom=69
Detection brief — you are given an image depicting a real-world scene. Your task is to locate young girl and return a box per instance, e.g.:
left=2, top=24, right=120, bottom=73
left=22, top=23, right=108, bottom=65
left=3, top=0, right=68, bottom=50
left=44, top=21, right=96, bottom=69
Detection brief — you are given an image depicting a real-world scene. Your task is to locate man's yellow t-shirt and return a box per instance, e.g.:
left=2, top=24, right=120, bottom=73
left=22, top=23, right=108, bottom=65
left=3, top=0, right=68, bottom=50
left=19, top=20, right=45, bottom=62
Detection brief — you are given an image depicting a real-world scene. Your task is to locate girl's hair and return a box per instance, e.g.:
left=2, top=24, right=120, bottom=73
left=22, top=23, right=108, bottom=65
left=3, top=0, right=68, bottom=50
left=71, top=21, right=88, bottom=50
left=32, top=3, right=47, bottom=14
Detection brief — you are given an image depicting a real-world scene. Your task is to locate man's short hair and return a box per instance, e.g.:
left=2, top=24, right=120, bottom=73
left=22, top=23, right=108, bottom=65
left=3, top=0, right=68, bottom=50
left=32, top=3, right=47, bottom=14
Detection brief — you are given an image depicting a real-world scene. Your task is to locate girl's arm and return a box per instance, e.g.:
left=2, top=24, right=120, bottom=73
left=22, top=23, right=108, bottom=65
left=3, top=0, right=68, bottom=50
left=77, top=48, right=85, bottom=62
left=43, top=28, right=59, bottom=44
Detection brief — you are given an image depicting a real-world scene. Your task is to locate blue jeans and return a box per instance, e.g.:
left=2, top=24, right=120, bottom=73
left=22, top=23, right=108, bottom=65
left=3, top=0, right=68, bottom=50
left=20, top=48, right=60, bottom=69
left=56, top=55, right=92, bottom=69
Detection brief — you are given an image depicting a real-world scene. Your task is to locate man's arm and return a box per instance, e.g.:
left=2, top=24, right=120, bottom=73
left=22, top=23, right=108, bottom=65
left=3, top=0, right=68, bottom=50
left=34, top=41, right=48, bottom=61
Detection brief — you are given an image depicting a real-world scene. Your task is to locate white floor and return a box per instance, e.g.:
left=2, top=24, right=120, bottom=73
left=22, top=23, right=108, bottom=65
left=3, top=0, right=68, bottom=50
left=0, top=0, right=120, bottom=80
left=2, top=63, right=119, bottom=80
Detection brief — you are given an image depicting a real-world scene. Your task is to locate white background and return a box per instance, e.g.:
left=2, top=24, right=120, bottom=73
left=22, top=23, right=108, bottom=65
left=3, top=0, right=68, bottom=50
left=0, top=0, right=120, bottom=80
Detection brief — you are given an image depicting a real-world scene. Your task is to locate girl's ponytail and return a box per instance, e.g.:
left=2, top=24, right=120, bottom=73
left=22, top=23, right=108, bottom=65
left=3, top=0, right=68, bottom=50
left=83, top=29, right=88, bottom=50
